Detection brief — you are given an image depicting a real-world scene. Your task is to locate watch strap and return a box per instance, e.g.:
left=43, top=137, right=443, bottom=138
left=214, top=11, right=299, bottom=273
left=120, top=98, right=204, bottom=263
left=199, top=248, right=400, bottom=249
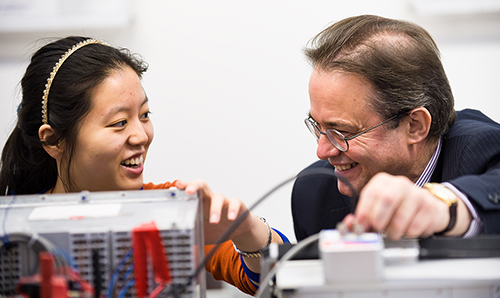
left=435, top=201, right=457, bottom=235
left=232, top=216, right=272, bottom=258
left=423, top=183, right=458, bottom=235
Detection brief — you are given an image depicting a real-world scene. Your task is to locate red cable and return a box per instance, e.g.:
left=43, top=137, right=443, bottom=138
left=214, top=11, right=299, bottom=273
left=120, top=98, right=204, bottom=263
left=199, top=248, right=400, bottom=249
left=132, top=221, right=172, bottom=298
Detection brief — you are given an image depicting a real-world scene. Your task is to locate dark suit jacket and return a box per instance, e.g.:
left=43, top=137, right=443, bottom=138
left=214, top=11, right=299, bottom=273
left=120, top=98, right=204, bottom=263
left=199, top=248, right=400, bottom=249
left=292, top=109, right=500, bottom=241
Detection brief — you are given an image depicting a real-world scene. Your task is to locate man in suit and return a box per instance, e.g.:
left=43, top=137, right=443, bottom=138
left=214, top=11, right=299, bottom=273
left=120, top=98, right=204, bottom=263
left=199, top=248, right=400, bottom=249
left=292, top=15, right=500, bottom=242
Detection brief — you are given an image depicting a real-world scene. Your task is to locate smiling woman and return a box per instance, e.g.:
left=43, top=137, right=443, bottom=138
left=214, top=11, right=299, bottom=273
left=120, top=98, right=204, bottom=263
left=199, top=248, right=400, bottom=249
left=0, top=37, right=148, bottom=195
left=0, top=36, right=288, bottom=296
left=42, top=66, right=154, bottom=193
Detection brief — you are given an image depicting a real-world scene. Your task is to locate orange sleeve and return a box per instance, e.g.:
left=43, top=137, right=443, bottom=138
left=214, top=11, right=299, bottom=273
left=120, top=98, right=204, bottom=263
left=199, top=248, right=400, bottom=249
left=142, top=181, right=178, bottom=189
left=205, top=241, right=257, bottom=296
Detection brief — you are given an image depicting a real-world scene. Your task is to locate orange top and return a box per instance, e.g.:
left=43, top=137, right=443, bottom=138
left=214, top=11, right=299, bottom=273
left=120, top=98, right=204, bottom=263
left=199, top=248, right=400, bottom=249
left=142, top=182, right=257, bottom=295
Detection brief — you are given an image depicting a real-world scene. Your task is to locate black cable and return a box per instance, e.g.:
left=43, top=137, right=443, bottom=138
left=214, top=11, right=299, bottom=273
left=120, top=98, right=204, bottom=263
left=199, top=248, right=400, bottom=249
left=166, top=167, right=358, bottom=297
left=92, top=249, right=102, bottom=298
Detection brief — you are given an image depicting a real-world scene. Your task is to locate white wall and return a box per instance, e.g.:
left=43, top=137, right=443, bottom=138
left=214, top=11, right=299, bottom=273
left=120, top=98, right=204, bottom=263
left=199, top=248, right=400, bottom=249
left=1, top=0, right=500, bottom=243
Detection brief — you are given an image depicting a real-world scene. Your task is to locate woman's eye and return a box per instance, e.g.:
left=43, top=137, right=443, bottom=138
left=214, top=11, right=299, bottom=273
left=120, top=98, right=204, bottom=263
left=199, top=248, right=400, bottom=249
left=111, top=120, right=127, bottom=127
left=141, top=111, right=151, bottom=119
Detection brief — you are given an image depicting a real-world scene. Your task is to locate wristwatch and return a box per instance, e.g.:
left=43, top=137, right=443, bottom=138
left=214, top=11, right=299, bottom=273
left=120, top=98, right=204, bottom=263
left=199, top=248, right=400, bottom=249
left=423, top=183, right=458, bottom=235
left=233, top=216, right=272, bottom=258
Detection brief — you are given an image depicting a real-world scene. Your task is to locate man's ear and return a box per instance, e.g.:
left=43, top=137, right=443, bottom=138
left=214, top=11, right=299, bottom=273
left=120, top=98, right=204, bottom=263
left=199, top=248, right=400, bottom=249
left=406, top=107, right=432, bottom=145
left=39, top=124, right=63, bottom=160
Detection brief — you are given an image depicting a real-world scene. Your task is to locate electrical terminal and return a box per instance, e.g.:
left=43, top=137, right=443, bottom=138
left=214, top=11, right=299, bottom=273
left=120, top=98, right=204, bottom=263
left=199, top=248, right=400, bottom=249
left=320, top=229, right=384, bottom=284
left=336, top=221, right=365, bottom=236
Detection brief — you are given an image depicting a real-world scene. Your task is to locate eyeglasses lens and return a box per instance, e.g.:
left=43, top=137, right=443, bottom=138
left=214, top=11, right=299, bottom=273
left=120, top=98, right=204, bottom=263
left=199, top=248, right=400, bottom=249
left=326, top=130, right=348, bottom=151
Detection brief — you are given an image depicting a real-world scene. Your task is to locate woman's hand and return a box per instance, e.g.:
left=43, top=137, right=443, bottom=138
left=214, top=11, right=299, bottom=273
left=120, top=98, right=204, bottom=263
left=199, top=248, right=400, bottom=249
left=175, top=179, right=255, bottom=244
left=176, top=179, right=284, bottom=274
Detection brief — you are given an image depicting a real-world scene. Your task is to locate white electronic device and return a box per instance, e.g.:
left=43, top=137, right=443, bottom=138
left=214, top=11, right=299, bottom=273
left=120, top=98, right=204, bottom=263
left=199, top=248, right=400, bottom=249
left=0, top=189, right=205, bottom=298
left=319, top=229, right=384, bottom=283
left=273, top=230, right=500, bottom=298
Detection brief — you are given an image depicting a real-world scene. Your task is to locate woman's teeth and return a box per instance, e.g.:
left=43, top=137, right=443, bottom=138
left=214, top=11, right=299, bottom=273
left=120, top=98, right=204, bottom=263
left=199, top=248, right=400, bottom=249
left=334, top=163, right=357, bottom=171
left=122, top=155, right=143, bottom=167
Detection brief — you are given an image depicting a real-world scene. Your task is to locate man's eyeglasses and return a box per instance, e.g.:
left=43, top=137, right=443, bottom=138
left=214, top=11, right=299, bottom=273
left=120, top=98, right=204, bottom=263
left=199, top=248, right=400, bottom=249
left=304, top=113, right=404, bottom=152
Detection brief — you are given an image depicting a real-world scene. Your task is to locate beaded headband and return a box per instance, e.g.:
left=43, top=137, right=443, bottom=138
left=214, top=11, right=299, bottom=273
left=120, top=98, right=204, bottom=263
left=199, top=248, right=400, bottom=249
left=41, top=38, right=109, bottom=125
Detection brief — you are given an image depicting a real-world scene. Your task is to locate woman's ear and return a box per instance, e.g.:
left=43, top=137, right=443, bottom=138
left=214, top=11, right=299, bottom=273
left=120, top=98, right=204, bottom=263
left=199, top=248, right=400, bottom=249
left=406, top=107, right=432, bottom=145
left=39, top=124, right=63, bottom=160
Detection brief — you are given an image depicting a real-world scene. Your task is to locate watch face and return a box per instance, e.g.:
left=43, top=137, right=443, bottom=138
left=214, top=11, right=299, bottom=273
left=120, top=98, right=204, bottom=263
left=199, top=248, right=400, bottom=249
left=425, top=183, right=458, bottom=205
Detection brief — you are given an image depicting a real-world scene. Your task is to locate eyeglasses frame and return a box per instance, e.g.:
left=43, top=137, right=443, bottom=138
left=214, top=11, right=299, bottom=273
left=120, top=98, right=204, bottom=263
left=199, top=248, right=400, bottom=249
left=305, top=112, right=406, bottom=152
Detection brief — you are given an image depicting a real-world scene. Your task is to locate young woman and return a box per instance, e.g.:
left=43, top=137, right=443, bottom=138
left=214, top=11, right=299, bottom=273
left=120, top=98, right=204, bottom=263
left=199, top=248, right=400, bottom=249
left=0, top=36, right=288, bottom=295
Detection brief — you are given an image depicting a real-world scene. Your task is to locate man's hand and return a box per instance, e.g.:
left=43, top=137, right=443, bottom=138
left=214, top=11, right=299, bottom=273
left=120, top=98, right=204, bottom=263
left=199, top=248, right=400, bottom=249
left=343, top=173, right=456, bottom=240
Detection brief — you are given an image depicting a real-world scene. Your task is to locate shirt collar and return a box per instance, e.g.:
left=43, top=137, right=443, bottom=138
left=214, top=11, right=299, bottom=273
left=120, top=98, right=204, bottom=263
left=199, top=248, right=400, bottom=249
left=415, top=136, right=442, bottom=187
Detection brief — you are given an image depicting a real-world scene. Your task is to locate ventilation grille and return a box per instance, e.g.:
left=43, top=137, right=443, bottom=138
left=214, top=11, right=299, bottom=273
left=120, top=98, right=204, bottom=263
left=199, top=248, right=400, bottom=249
left=0, top=242, right=21, bottom=296
left=0, top=228, right=198, bottom=298
left=69, top=232, right=110, bottom=297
